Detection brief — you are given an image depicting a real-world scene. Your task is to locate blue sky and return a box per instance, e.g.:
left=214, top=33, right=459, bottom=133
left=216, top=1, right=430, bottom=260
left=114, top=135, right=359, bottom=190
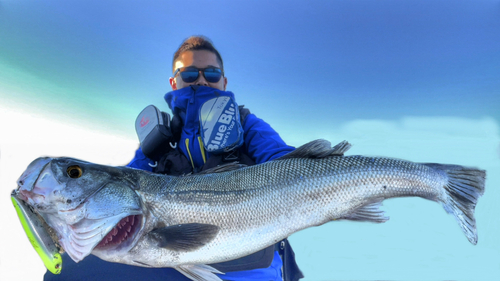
left=1, top=0, right=499, bottom=136
left=1, top=1, right=499, bottom=280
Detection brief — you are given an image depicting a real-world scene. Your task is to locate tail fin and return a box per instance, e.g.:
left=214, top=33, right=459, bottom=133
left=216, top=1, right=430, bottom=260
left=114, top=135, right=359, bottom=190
left=424, top=163, right=486, bottom=245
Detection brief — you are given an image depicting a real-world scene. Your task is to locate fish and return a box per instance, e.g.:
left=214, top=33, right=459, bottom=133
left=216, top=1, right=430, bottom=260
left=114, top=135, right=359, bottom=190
left=12, top=140, right=486, bottom=281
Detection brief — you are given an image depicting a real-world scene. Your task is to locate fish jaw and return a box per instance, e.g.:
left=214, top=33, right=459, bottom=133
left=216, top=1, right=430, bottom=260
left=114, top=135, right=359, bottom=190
left=15, top=157, right=147, bottom=263
left=17, top=157, right=52, bottom=192
left=15, top=194, right=146, bottom=263
left=17, top=158, right=60, bottom=211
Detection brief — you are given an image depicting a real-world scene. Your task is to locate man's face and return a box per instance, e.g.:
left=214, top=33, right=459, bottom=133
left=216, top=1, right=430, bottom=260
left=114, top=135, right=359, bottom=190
left=169, top=50, right=227, bottom=91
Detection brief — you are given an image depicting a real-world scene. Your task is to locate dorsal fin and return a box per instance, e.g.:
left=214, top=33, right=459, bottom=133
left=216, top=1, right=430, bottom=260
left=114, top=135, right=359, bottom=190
left=277, top=140, right=351, bottom=160
left=197, top=162, right=247, bottom=175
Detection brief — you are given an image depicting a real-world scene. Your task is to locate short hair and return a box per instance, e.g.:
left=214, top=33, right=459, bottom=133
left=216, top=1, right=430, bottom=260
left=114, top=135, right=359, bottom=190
left=172, top=36, right=224, bottom=72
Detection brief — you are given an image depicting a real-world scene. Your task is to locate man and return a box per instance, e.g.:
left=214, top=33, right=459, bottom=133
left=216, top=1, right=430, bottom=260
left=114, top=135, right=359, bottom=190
left=45, top=36, right=303, bottom=281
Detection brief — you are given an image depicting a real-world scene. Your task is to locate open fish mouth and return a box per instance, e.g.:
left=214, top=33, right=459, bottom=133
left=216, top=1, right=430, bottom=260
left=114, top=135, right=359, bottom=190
left=58, top=212, right=144, bottom=262
left=12, top=186, right=144, bottom=262
left=95, top=215, right=142, bottom=250
left=14, top=187, right=144, bottom=262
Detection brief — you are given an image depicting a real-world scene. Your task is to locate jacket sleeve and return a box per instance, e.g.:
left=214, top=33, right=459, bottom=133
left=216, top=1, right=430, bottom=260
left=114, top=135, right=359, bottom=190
left=242, top=113, right=295, bottom=164
left=126, top=146, right=154, bottom=172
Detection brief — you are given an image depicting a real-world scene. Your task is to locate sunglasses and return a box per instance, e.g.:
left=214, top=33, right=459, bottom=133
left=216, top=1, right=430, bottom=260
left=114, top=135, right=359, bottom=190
left=173, top=67, right=224, bottom=83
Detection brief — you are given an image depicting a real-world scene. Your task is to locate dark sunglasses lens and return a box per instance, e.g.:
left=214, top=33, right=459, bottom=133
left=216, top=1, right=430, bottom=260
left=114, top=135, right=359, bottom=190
left=180, top=70, right=199, bottom=83
left=203, top=68, right=222, bottom=83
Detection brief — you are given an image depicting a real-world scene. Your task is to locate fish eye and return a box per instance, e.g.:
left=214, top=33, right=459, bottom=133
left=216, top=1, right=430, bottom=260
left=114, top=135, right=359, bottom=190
left=67, top=165, right=83, bottom=178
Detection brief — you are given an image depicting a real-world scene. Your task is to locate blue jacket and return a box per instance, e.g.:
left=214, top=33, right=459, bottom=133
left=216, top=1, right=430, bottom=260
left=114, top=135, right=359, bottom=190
left=128, top=86, right=295, bottom=171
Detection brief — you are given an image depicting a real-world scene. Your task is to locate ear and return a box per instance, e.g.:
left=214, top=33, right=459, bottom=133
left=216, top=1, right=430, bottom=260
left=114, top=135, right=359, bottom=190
left=169, top=77, right=178, bottom=90
left=223, top=76, right=227, bottom=91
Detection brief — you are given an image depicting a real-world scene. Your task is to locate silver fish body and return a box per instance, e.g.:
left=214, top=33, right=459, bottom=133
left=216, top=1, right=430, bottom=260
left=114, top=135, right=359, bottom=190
left=13, top=140, right=485, bottom=281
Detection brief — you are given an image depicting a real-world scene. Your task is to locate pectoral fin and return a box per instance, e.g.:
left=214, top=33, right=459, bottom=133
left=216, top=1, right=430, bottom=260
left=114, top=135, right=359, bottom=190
left=151, top=223, right=220, bottom=251
left=175, top=264, right=224, bottom=281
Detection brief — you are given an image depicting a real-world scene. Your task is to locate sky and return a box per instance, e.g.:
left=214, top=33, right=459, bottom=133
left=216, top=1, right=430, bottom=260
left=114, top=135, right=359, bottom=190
left=1, top=0, right=499, bottom=280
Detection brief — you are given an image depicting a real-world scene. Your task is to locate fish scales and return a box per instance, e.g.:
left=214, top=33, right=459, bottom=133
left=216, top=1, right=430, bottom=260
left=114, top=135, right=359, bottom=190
left=134, top=155, right=445, bottom=266
left=13, top=140, right=485, bottom=281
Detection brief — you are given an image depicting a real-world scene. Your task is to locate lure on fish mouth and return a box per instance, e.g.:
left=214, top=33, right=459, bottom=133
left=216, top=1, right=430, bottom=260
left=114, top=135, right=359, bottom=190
left=12, top=140, right=486, bottom=281
left=11, top=193, right=62, bottom=274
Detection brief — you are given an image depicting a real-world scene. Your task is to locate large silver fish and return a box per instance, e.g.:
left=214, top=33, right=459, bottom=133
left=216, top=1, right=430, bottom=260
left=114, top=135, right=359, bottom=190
left=12, top=140, right=485, bottom=281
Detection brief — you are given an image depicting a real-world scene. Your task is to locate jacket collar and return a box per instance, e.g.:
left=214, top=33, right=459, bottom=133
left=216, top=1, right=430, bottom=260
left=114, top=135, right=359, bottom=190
left=164, top=86, right=236, bottom=124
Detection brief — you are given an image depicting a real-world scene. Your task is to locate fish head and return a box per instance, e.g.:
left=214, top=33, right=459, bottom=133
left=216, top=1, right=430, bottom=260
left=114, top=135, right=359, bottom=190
left=14, top=157, right=147, bottom=263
